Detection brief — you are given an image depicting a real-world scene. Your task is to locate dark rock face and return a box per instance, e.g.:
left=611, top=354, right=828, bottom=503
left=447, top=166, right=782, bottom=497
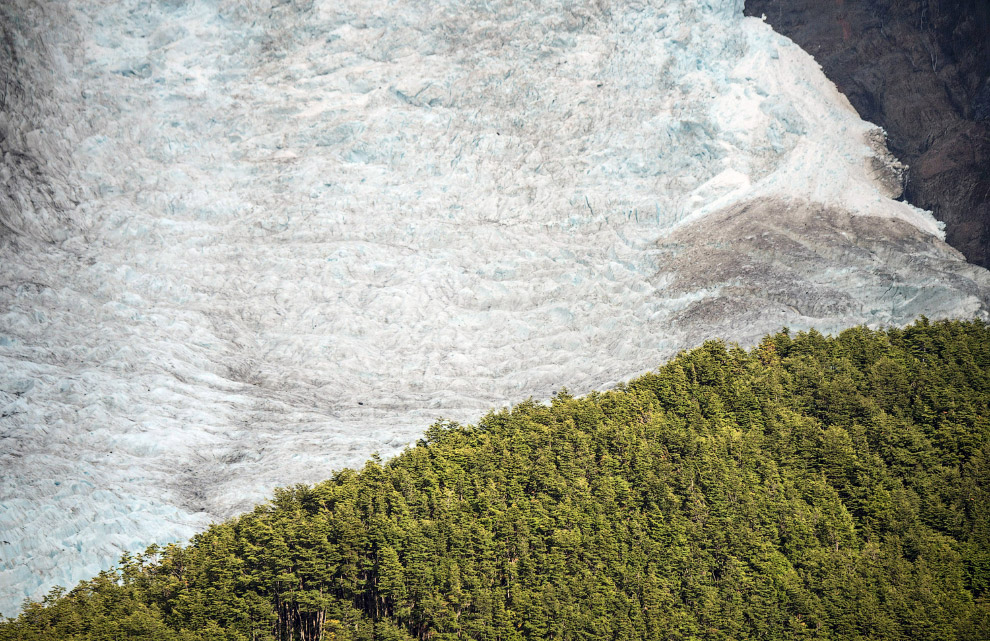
left=745, top=0, right=990, bottom=267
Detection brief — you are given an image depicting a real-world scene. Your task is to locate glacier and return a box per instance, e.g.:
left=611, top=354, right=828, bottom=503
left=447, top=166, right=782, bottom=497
left=1, top=0, right=989, bottom=615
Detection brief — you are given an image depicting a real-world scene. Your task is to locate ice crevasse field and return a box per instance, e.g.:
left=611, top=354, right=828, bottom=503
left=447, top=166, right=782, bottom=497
left=1, top=0, right=988, bottom=614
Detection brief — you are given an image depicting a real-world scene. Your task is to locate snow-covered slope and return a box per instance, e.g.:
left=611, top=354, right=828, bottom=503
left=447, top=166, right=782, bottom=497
left=1, top=0, right=988, bottom=615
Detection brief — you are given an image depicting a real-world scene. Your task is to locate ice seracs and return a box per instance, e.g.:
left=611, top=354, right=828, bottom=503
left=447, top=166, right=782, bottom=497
left=1, top=0, right=988, bottom=615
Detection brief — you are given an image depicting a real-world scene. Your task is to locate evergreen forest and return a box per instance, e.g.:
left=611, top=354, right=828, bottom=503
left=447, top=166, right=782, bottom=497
left=2, top=319, right=989, bottom=641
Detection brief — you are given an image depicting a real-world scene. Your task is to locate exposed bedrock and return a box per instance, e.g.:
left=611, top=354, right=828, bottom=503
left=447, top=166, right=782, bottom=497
left=745, top=0, right=990, bottom=267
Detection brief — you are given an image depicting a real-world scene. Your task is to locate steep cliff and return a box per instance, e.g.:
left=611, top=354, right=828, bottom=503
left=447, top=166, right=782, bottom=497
left=745, top=0, right=990, bottom=266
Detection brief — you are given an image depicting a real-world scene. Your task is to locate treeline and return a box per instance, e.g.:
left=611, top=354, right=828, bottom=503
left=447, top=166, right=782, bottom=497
left=2, top=319, right=988, bottom=640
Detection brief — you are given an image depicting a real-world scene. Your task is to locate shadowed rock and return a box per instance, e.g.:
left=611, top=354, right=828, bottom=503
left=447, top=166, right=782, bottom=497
left=746, top=0, right=990, bottom=266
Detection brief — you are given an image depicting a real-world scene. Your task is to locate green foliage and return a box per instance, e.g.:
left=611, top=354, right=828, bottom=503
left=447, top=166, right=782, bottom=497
left=3, top=319, right=989, bottom=640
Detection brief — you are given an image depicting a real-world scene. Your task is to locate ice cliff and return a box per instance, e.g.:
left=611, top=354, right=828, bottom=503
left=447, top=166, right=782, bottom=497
left=1, top=0, right=988, bottom=615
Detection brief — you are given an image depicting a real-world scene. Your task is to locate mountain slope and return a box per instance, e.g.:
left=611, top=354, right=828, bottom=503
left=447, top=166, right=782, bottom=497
left=745, top=0, right=990, bottom=266
left=2, top=320, right=988, bottom=640
left=1, top=0, right=989, bottom=614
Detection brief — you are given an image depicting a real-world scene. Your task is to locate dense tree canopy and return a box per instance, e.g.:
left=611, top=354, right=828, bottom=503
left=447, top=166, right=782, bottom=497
left=3, top=319, right=989, bottom=640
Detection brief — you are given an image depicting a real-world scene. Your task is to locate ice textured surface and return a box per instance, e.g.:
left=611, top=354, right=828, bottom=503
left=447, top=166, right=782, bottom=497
left=1, top=0, right=988, bottom=615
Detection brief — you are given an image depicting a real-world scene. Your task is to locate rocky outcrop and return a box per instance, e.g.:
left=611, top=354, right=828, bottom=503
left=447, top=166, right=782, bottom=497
left=745, top=0, right=990, bottom=266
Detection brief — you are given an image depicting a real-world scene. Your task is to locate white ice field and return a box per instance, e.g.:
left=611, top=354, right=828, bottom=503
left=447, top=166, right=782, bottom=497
left=1, top=0, right=989, bottom=615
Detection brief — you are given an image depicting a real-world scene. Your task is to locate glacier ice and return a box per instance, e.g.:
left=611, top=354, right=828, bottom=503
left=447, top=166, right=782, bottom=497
left=1, top=0, right=989, bottom=615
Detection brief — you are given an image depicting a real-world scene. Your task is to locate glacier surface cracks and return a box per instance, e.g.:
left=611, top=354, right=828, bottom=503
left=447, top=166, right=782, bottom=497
left=1, top=0, right=988, bottom=614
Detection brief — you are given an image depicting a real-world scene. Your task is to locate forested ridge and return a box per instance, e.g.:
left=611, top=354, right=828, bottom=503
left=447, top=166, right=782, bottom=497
left=3, top=319, right=989, bottom=641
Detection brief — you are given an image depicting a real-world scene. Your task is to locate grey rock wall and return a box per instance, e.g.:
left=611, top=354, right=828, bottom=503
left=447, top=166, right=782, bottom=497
left=746, top=0, right=990, bottom=266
